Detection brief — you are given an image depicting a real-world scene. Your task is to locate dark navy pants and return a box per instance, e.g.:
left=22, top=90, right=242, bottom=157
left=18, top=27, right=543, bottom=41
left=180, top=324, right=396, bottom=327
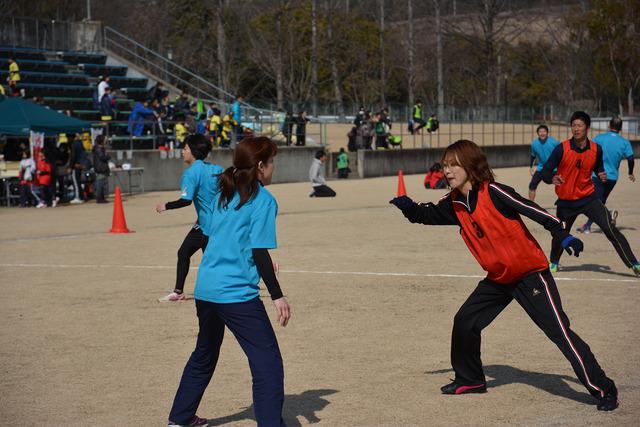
left=169, top=297, right=285, bottom=426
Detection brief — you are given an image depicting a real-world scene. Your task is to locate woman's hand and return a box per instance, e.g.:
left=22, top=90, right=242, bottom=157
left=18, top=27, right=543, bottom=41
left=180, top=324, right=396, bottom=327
left=156, top=203, right=166, bottom=213
left=551, top=175, right=564, bottom=186
left=273, top=297, right=291, bottom=327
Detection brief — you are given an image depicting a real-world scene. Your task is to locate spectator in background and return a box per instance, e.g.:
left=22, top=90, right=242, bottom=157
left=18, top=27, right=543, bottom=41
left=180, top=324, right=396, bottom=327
left=423, top=162, right=446, bottom=189
left=128, top=99, right=157, bottom=136
left=426, top=114, right=439, bottom=133
left=337, top=147, right=350, bottom=179
left=174, top=114, right=187, bottom=148
left=231, top=95, right=244, bottom=144
left=295, top=111, right=310, bottom=146
left=175, top=91, right=190, bottom=117
left=19, top=150, right=38, bottom=207
left=55, top=141, right=70, bottom=202
left=411, top=100, right=426, bottom=134
left=35, top=151, right=53, bottom=207
left=282, top=111, right=294, bottom=146
left=97, top=76, right=110, bottom=103
left=100, top=86, right=115, bottom=121
left=374, top=112, right=389, bottom=149
left=148, top=82, right=166, bottom=103
left=347, top=126, right=358, bottom=152
left=354, top=106, right=365, bottom=127
left=309, top=150, right=336, bottom=197
left=208, top=107, right=222, bottom=146
left=361, top=111, right=374, bottom=150
left=92, top=135, right=111, bottom=204
left=69, top=134, right=88, bottom=203
left=220, top=111, right=237, bottom=148
left=7, top=58, right=20, bottom=84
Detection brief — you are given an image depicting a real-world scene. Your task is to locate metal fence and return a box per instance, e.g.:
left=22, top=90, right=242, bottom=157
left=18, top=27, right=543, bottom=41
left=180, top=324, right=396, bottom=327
left=0, top=16, right=102, bottom=52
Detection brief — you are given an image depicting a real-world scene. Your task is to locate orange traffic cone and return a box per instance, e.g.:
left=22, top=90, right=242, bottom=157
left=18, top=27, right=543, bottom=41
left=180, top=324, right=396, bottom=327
left=109, top=187, right=132, bottom=233
left=397, top=169, right=407, bottom=197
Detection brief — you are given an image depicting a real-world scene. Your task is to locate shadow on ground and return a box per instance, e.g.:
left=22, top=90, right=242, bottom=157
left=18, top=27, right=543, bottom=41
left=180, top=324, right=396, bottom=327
left=426, top=365, right=596, bottom=406
left=206, top=388, right=338, bottom=426
left=559, top=263, right=637, bottom=278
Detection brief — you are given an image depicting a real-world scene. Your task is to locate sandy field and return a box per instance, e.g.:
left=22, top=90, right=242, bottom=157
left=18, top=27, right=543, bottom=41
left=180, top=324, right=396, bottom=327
left=1, top=166, right=639, bottom=426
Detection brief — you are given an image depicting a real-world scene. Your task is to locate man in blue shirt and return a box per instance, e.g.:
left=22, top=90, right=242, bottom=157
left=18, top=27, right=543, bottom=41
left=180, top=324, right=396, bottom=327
left=127, top=99, right=157, bottom=137
left=156, top=134, right=223, bottom=302
left=231, top=95, right=243, bottom=145
left=577, top=116, right=635, bottom=233
left=528, top=124, right=560, bottom=201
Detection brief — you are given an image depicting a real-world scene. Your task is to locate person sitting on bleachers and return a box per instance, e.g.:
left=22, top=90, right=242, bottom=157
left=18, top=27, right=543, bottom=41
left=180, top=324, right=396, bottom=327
left=128, top=99, right=157, bottom=137
left=7, top=58, right=20, bottom=84
left=100, top=86, right=115, bottom=121
left=97, top=76, right=110, bottom=103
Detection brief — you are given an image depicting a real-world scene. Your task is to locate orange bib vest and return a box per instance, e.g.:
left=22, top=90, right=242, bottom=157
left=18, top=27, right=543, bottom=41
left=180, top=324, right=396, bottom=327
left=452, top=182, right=549, bottom=284
left=555, top=139, right=597, bottom=200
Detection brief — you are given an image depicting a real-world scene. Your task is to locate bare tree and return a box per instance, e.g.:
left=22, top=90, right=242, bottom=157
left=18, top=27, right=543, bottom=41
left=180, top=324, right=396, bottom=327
left=407, top=0, right=415, bottom=108
left=434, top=0, right=444, bottom=116
left=379, top=0, right=386, bottom=105
left=311, top=0, right=319, bottom=116
left=326, top=0, right=345, bottom=119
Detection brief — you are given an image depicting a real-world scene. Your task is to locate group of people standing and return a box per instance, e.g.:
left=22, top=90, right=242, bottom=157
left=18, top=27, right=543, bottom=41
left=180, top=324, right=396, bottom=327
left=17, top=133, right=111, bottom=207
left=281, top=110, right=310, bottom=146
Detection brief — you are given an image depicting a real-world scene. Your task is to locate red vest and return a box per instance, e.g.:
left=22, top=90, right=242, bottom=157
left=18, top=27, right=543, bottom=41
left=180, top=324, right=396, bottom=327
left=555, top=139, right=597, bottom=200
left=452, top=182, right=549, bottom=284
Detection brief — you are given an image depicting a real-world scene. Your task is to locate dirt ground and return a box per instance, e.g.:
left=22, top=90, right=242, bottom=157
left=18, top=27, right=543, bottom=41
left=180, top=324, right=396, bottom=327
left=1, top=166, right=639, bottom=426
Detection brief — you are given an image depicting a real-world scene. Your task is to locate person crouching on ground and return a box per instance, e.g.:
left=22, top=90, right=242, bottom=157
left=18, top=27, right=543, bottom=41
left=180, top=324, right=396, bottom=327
left=389, top=139, right=619, bottom=411
left=309, top=150, right=336, bottom=197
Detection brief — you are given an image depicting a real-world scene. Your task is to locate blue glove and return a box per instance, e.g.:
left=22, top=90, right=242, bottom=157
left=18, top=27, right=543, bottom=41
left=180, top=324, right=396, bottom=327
left=562, top=235, right=584, bottom=257
left=389, top=196, right=415, bottom=211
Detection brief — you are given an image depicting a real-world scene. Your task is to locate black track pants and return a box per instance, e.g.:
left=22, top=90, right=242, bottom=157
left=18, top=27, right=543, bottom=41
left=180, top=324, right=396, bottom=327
left=175, top=227, right=209, bottom=292
left=550, top=198, right=637, bottom=266
left=451, top=269, right=615, bottom=398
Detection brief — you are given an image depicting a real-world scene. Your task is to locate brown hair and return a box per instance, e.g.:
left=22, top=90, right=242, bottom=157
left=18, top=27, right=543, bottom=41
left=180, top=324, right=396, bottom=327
left=217, top=137, right=278, bottom=210
left=441, top=140, right=494, bottom=186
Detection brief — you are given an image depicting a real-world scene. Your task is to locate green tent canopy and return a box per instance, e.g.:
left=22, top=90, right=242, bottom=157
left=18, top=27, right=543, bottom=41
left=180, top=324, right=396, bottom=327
left=0, top=95, right=90, bottom=136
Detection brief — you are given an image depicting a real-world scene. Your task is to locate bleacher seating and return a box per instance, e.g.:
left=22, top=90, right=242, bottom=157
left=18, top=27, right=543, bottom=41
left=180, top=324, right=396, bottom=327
left=1, top=45, right=150, bottom=134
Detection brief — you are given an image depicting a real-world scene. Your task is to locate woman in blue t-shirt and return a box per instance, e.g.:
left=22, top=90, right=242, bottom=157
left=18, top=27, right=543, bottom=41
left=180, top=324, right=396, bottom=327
left=168, top=137, right=291, bottom=427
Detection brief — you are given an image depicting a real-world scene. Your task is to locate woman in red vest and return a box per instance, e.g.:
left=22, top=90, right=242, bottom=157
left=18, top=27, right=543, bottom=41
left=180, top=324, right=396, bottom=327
left=390, top=139, right=618, bottom=411
left=541, top=111, right=639, bottom=275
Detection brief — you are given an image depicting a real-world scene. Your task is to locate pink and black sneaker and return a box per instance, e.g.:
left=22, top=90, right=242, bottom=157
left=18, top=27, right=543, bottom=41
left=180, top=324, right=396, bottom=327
left=441, top=381, right=487, bottom=395
left=168, top=415, right=208, bottom=427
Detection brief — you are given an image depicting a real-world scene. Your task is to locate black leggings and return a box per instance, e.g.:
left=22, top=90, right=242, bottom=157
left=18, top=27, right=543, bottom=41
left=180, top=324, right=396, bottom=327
left=550, top=198, right=637, bottom=267
left=175, top=227, right=209, bottom=293
left=312, top=185, right=336, bottom=197
left=452, top=270, right=615, bottom=398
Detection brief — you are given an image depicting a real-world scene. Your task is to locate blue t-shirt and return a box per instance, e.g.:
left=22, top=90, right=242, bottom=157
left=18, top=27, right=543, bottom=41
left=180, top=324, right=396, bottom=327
left=180, top=160, right=224, bottom=233
left=195, top=185, right=278, bottom=303
left=531, top=136, right=560, bottom=171
left=593, top=131, right=633, bottom=181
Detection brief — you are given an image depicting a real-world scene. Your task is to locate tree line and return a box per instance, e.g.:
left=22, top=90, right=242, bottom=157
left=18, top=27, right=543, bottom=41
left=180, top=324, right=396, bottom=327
left=6, top=0, right=640, bottom=117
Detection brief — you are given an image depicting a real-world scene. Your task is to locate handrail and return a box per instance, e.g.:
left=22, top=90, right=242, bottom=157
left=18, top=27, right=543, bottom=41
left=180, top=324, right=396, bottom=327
left=103, top=26, right=275, bottom=116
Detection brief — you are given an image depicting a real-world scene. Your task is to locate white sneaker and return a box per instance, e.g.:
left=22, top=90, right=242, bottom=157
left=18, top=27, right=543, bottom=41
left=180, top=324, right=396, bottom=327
left=158, top=292, right=187, bottom=303
left=52, top=197, right=59, bottom=207
left=36, top=202, right=46, bottom=208
left=70, top=198, right=84, bottom=204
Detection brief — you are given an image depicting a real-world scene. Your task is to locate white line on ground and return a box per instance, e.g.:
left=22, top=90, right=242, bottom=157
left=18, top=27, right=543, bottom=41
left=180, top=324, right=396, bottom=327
left=0, top=263, right=637, bottom=283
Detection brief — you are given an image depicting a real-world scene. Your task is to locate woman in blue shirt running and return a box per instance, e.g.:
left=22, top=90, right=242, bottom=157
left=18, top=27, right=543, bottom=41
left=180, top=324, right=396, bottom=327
left=167, top=137, right=291, bottom=427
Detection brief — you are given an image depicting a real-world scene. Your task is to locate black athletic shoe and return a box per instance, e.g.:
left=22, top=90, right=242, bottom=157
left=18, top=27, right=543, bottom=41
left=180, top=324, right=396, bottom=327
left=441, top=381, right=487, bottom=395
left=597, top=389, right=619, bottom=411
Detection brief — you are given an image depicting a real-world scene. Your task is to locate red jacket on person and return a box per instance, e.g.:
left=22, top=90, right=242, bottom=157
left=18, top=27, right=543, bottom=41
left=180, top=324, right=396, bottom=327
left=36, top=158, right=52, bottom=186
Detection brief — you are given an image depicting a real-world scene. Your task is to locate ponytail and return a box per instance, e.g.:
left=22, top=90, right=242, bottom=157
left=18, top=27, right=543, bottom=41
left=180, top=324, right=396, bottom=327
left=217, top=137, right=278, bottom=210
